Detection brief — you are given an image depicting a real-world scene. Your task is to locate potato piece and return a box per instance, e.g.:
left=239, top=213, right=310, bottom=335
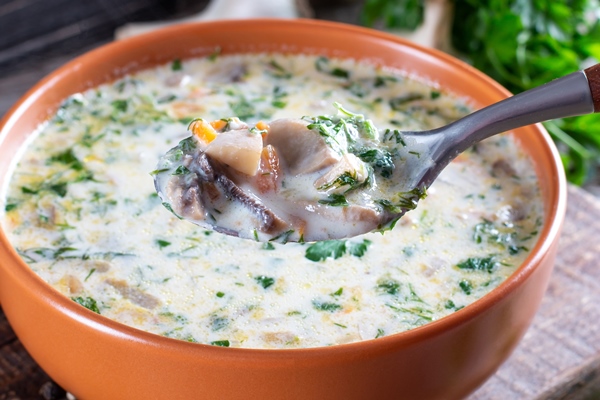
left=265, top=119, right=341, bottom=175
left=205, top=129, right=262, bottom=176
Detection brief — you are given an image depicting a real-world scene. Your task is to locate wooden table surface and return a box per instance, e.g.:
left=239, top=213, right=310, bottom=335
left=1, top=1, right=600, bottom=399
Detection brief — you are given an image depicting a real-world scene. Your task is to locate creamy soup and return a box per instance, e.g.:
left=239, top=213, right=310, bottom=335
left=1, top=53, right=543, bottom=348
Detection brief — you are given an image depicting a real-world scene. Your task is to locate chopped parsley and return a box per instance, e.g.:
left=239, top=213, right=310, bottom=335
left=172, top=165, right=191, bottom=175
left=305, top=239, right=371, bottom=262
left=357, top=148, right=395, bottom=178
left=267, top=60, right=291, bottom=79
left=318, top=193, right=349, bottom=207
left=459, top=280, right=473, bottom=295
left=268, top=229, right=294, bottom=244
left=305, top=240, right=347, bottom=261
left=315, top=56, right=350, bottom=79
left=111, top=99, right=128, bottom=113
left=207, top=47, right=221, bottom=62
left=389, top=93, right=424, bottom=110
left=171, top=59, right=182, bottom=71
left=262, top=242, right=276, bottom=250
left=312, top=300, right=342, bottom=312
left=456, top=256, right=499, bottom=273
left=156, top=240, right=171, bottom=249
left=210, top=340, right=230, bottom=347
left=347, top=239, right=371, bottom=257
left=377, top=278, right=400, bottom=295
left=71, top=296, right=100, bottom=314
left=228, top=96, right=255, bottom=120
left=255, top=275, right=275, bottom=289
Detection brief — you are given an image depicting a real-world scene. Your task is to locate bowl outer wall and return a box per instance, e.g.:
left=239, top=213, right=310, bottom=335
left=0, top=19, right=566, bottom=400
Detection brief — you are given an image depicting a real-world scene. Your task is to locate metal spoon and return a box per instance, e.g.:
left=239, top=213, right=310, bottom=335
left=399, top=64, right=600, bottom=194
left=155, top=64, right=600, bottom=242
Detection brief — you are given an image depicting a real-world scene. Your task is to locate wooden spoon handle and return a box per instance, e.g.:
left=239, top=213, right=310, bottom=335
left=585, top=63, right=600, bottom=112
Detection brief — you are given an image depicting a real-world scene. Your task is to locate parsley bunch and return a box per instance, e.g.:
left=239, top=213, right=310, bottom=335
left=362, top=0, right=600, bottom=185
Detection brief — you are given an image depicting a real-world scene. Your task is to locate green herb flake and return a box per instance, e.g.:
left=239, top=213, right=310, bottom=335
left=21, top=186, right=38, bottom=195
left=255, top=275, right=275, bottom=289
left=210, top=340, right=230, bottom=347
left=268, top=229, right=294, bottom=244
left=229, top=97, right=255, bottom=120
left=207, top=47, right=221, bottom=62
left=262, top=242, right=276, bottom=250
left=150, top=168, right=170, bottom=176
left=459, top=280, right=473, bottom=295
left=49, top=183, right=68, bottom=197
left=377, top=279, right=400, bottom=295
left=357, top=148, right=395, bottom=178
left=71, top=296, right=101, bottom=314
left=171, top=59, right=183, bottom=71
left=5, top=203, right=17, bottom=212
left=347, top=239, right=371, bottom=258
left=331, top=287, right=344, bottom=297
left=84, top=268, right=96, bottom=282
left=162, top=202, right=183, bottom=219
left=456, top=256, right=498, bottom=273
left=305, top=240, right=347, bottom=262
left=172, top=165, right=191, bottom=175
left=49, top=148, right=83, bottom=169
left=375, top=328, right=385, bottom=338
left=111, top=99, right=128, bottom=113
left=318, top=193, right=349, bottom=207
left=315, top=56, right=350, bottom=79
left=267, top=60, right=292, bottom=79
left=312, top=300, right=342, bottom=312
left=216, top=291, right=225, bottom=298
left=389, top=93, right=424, bottom=110
left=156, top=239, right=171, bottom=249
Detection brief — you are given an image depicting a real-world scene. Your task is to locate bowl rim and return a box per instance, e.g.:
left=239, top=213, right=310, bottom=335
left=0, top=18, right=567, bottom=359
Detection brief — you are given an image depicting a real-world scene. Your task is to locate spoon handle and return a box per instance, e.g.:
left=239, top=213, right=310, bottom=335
left=427, top=64, right=598, bottom=162
left=585, top=63, right=600, bottom=112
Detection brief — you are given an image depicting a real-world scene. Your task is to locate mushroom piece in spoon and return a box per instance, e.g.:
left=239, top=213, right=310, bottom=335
left=153, top=103, right=429, bottom=242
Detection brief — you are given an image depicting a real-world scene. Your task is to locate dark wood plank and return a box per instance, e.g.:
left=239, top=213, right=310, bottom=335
left=0, top=0, right=210, bottom=70
left=0, top=310, right=67, bottom=399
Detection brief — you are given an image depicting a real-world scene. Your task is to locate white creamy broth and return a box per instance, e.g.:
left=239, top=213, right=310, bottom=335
left=1, top=53, right=543, bottom=349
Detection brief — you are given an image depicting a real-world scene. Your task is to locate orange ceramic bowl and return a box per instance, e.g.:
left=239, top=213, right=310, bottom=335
left=0, top=19, right=566, bottom=400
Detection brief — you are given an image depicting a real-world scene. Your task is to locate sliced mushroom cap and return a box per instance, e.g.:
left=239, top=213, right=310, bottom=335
left=205, top=128, right=263, bottom=176
left=265, top=118, right=342, bottom=175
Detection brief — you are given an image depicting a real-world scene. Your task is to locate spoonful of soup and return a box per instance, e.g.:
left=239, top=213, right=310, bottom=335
left=154, top=64, right=600, bottom=242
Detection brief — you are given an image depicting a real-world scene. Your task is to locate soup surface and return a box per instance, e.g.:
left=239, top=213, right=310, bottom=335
left=1, top=53, right=543, bottom=348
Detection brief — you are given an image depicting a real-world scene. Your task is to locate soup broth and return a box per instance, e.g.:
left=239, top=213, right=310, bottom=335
left=1, top=53, right=543, bottom=349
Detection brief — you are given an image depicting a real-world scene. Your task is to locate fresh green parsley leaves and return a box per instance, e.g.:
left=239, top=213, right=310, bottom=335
left=305, top=239, right=371, bottom=262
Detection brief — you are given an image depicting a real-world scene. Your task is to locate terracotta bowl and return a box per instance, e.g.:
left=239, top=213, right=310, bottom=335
left=0, top=19, right=566, bottom=399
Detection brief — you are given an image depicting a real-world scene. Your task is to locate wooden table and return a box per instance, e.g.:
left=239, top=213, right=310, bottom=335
left=1, top=1, right=600, bottom=398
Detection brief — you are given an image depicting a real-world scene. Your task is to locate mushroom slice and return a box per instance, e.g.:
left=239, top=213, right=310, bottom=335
left=205, top=128, right=262, bottom=176
left=265, top=118, right=342, bottom=175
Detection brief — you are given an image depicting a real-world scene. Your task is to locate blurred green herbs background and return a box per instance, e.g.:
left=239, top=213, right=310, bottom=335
left=362, top=0, right=600, bottom=185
